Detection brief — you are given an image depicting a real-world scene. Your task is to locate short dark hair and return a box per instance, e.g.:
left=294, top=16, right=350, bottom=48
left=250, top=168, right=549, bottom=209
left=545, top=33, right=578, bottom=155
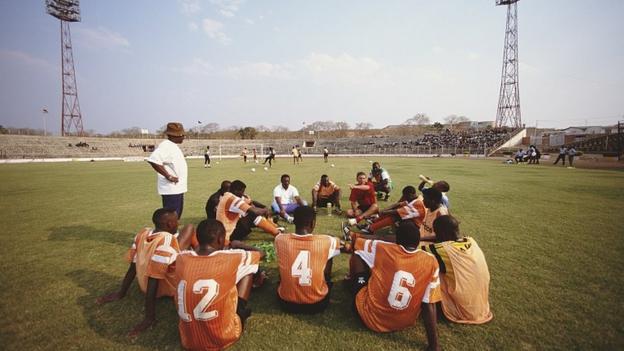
left=422, top=187, right=442, bottom=204
left=396, top=221, right=420, bottom=248
left=220, top=180, right=231, bottom=192
left=281, top=174, right=290, bottom=181
left=196, top=219, right=225, bottom=246
left=230, top=180, right=246, bottom=193
left=433, top=215, right=460, bottom=242
left=152, top=208, right=176, bottom=227
left=293, top=206, right=315, bottom=228
left=320, top=174, right=328, bottom=180
left=434, top=181, right=450, bottom=193
left=402, top=186, right=416, bottom=197
left=356, top=171, right=366, bottom=178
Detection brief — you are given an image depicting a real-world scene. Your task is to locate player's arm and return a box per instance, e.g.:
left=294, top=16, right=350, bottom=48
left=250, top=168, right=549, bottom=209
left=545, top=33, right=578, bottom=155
left=350, top=184, right=370, bottom=191
left=230, top=240, right=266, bottom=260
left=422, top=302, right=440, bottom=351
left=96, top=262, right=136, bottom=304
left=295, top=195, right=304, bottom=205
left=311, top=188, right=319, bottom=209
left=274, top=196, right=286, bottom=215
left=248, top=205, right=269, bottom=217
left=128, top=277, right=159, bottom=337
left=418, top=181, right=427, bottom=191
left=147, top=162, right=178, bottom=183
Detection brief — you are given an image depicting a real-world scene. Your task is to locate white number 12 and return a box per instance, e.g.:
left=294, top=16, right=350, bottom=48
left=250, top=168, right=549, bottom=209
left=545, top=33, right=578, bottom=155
left=177, top=279, right=220, bottom=322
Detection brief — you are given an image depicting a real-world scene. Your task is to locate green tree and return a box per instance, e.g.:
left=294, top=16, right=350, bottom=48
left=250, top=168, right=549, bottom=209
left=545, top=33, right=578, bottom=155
left=238, top=127, right=258, bottom=139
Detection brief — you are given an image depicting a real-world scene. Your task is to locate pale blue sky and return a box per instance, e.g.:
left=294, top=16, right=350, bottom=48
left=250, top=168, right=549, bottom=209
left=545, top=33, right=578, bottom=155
left=1, top=0, right=623, bottom=134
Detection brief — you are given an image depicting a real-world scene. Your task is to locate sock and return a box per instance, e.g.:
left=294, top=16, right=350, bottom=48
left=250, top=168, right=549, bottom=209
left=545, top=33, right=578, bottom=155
left=369, top=215, right=395, bottom=232
left=254, top=216, right=280, bottom=236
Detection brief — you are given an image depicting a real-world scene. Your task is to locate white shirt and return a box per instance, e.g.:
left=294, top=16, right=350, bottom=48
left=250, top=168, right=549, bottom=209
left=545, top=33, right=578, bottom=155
left=146, top=139, right=188, bottom=195
left=273, top=184, right=300, bottom=205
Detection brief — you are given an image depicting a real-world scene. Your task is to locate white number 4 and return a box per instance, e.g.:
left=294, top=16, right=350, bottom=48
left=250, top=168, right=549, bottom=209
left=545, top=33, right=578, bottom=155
left=291, top=250, right=312, bottom=286
left=387, top=270, right=415, bottom=310
left=177, top=279, right=220, bottom=322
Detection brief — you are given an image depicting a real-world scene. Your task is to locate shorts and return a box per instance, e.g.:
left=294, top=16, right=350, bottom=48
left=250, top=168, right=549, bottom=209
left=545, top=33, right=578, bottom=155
left=358, top=204, right=373, bottom=213
left=351, top=272, right=370, bottom=324
left=277, top=282, right=332, bottom=314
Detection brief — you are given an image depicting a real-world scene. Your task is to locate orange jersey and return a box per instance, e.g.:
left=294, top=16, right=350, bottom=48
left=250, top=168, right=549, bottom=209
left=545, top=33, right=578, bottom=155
left=216, top=192, right=252, bottom=244
left=396, top=199, right=426, bottom=223
left=274, top=233, right=341, bottom=304
left=174, top=249, right=260, bottom=351
left=354, top=239, right=441, bottom=332
left=126, top=228, right=180, bottom=298
left=313, top=180, right=340, bottom=198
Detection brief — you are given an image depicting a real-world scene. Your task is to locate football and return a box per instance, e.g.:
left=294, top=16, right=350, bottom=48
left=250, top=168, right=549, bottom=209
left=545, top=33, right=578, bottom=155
left=251, top=168, right=256, bottom=172
left=264, top=167, right=268, bottom=171
left=331, top=164, right=335, bottom=167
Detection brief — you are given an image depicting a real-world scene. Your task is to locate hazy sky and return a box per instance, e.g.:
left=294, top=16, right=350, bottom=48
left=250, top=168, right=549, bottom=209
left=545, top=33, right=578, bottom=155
left=1, top=0, right=622, bottom=134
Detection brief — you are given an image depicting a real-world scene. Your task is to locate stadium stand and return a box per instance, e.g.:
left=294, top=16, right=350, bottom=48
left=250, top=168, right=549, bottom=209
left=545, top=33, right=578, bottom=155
left=0, top=129, right=514, bottom=160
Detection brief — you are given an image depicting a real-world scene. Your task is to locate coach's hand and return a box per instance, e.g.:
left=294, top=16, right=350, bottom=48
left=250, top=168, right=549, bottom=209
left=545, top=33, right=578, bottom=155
left=165, top=174, right=179, bottom=183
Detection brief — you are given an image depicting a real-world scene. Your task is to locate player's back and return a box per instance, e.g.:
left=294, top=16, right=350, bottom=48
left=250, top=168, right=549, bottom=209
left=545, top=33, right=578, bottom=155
left=275, top=233, right=340, bottom=304
left=355, top=240, right=440, bottom=332
left=174, top=250, right=259, bottom=351
left=132, top=229, right=179, bottom=297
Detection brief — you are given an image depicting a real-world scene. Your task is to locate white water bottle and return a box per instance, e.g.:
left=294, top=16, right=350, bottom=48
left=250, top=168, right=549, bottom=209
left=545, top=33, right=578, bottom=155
left=327, top=203, right=332, bottom=216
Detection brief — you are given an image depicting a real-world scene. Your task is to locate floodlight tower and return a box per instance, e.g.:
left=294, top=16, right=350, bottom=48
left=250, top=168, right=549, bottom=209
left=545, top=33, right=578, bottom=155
left=46, top=0, right=84, bottom=136
left=495, top=0, right=522, bottom=129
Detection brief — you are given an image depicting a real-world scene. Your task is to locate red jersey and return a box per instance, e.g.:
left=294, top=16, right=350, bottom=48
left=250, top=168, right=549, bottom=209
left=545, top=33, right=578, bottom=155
left=349, top=181, right=377, bottom=207
left=174, top=249, right=260, bottom=351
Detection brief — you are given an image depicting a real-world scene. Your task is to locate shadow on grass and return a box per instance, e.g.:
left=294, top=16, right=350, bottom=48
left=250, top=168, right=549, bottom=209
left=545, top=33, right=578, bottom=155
left=248, top=270, right=430, bottom=350
left=67, top=269, right=181, bottom=349
left=48, top=225, right=133, bottom=247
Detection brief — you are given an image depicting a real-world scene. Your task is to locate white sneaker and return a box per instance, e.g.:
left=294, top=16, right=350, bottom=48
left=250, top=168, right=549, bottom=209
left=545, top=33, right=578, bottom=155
left=276, top=227, right=286, bottom=233
left=286, top=215, right=294, bottom=224
left=348, top=218, right=357, bottom=226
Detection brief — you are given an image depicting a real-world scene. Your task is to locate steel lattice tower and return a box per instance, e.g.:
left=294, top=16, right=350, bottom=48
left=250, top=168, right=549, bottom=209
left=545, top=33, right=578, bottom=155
left=46, top=0, right=84, bottom=136
left=495, top=0, right=522, bottom=129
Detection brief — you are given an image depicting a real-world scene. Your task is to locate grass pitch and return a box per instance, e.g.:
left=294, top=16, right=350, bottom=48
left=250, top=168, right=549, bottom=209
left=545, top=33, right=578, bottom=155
left=1, top=157, right=623, bottom=350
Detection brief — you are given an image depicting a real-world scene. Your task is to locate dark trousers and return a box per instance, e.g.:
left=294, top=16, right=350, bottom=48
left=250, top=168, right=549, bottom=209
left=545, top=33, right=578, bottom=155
left=162, top=193, right=184, bottom=219
left=554, top=154, right=566, bottom=165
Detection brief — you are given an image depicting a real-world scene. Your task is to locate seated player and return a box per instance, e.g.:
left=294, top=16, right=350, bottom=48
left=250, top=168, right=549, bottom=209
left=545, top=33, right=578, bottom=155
left=96, top=208, right=196, bottom=337
left=369, top=162, right=393, bottom=201
left=175, top=219, right=264, bottom=350
left=217, top=180, right=284, bottom=245
left=205, top=180, right=231, bottom=219
left=311, top=174, right=342, bottom=214
left=421, top=215, right=493, bottom=324
left=272, top=174, right=306, bottom=223
left=419, top=188, right=449, bottom=242
left=348, top=221, right=441, bottom=350
left=274, top=206, right=341, bottom=314
left=418, top=175, right=451, bottom=209
left=346, top=186, right=423, bottom=235
left=346, top=172, right=379, bottom=225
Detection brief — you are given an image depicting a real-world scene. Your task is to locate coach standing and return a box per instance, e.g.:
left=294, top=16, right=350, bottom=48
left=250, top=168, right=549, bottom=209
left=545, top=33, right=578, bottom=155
left=146, top=122, right=188, bottom=219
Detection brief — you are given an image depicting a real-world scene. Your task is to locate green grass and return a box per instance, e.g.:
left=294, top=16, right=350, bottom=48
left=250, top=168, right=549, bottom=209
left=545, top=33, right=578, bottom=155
left=1, top=157, right=623, bottom=350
